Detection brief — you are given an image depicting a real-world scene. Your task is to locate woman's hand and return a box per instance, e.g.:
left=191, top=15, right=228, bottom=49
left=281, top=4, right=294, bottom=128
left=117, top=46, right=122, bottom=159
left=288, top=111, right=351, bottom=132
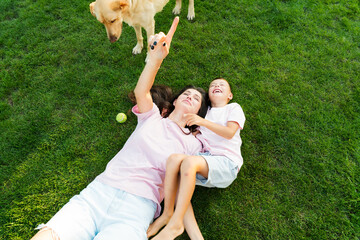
left=147, top=17, right=179, bottom=63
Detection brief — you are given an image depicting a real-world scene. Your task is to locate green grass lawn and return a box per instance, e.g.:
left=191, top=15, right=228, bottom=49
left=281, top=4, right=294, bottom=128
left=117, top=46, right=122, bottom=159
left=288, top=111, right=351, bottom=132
left=1, top=0, right=359, bottom=239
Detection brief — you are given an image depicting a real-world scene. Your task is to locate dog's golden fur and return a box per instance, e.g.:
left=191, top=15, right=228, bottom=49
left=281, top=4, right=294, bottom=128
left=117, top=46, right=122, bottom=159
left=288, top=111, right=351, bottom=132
left=173, top=0, right=195, bottom=21
left=90, top=0, right=169, bottom=55
left=90, top=0, right=195, bottom=55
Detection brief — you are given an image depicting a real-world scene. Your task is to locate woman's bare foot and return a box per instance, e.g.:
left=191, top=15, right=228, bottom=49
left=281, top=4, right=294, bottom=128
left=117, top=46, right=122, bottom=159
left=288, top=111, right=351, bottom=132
left=147, top=214, right=171, bottom=238
left=152, top=222, right=184, bottom=240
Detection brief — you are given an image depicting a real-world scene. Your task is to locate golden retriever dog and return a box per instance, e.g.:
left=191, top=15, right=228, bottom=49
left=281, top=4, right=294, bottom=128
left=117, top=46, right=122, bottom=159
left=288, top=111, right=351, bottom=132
left=90, top=0, right=169, bottom=55
left=90, top=0, right=196, bottom=56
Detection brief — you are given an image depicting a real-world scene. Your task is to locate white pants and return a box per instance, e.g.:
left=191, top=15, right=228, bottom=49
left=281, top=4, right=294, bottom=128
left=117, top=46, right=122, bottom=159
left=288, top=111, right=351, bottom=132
left=44, top=180, right=157, bottom=240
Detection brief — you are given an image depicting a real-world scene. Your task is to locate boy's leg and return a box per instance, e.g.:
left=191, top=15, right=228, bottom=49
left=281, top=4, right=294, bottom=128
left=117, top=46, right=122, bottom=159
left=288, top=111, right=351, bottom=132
left=152, top=155, right=208, bottom=240
left=147, top=153, right=188, bottom=238
left=184, top=203, right=204, bottom=240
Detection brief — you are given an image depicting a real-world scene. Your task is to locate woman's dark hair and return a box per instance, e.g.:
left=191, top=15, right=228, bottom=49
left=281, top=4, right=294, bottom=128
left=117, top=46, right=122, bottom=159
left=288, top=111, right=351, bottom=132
left=129, top=85, right=208, bottom=133
left=128, top=85, right=173, bottom=116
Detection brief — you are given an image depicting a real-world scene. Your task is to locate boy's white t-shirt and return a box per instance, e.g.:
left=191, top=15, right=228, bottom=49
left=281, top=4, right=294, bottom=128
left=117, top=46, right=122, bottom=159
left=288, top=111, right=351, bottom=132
left=96, top=104, right=202, bottom=217
left=196, top=103, right=246, bottom=169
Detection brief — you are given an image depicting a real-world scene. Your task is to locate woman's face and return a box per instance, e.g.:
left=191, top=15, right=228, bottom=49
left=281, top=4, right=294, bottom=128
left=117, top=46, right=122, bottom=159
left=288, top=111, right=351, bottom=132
left=174, top=88, right=203, bottom=114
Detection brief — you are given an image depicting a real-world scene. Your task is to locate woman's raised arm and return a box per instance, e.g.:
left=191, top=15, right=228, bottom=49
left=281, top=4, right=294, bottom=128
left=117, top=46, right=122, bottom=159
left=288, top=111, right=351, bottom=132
left=134, top=17, right=179, bottom=113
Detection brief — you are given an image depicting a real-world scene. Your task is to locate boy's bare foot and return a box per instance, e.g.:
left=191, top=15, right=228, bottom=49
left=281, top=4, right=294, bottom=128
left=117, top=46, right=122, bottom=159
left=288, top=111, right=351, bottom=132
left=147, top=214, right=171, bottom=238
left=152, top=223, right=184, bottom=240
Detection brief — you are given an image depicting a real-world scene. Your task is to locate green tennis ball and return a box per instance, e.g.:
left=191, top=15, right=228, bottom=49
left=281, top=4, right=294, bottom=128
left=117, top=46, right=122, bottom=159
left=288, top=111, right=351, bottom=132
left=116, top=113, right=127, bottom=123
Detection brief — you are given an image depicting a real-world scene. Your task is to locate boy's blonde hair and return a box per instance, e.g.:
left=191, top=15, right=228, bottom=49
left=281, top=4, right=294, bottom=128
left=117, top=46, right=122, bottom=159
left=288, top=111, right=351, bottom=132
left=211, top=77, right=232, bottom=92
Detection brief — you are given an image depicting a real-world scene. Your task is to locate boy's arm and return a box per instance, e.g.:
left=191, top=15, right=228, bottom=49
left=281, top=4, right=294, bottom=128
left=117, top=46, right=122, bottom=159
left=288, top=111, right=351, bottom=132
left=185, top=114, right=240, bottom=140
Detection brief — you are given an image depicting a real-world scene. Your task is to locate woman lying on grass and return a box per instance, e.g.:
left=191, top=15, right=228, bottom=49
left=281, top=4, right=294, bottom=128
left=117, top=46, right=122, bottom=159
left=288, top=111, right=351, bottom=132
left=31, top=17, right=207, bottom=240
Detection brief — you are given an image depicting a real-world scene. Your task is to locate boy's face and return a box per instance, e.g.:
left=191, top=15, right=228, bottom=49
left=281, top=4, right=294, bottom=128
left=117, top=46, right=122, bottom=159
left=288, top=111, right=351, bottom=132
left=209, top=79, right=233, bottom=103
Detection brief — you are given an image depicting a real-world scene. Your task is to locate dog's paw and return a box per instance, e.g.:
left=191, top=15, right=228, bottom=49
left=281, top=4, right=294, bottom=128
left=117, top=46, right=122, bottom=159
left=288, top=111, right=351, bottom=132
left=132, top=44, right=143, bottom=55
left=187, top=12, right=195, bottom=21
left=187, top=7, right=195, bottom=20
left=172, top=6, right=181, bottom=15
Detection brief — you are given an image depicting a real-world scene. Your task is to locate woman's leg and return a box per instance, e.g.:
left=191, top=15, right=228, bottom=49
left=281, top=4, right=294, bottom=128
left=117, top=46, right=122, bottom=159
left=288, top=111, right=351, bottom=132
left=30, top=228, right=59, bottom=240
left=30, top=181, right=116, bottom=240
left=152, top=155, right=208, bottom=240
left=147, top=153, right=188, bottom=237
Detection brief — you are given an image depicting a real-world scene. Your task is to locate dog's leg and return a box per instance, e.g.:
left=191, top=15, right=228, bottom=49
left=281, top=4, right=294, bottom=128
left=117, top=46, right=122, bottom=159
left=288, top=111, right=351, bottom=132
left=173, top=0, right=181, bottom=15
left=132, top=25, right=144, bottom=54
left=187, top=0, right=195, bottom=20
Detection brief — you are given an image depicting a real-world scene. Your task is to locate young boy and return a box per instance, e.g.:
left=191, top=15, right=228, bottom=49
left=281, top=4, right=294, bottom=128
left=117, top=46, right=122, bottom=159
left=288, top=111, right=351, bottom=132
left=147, top=78, right=246, bottom=240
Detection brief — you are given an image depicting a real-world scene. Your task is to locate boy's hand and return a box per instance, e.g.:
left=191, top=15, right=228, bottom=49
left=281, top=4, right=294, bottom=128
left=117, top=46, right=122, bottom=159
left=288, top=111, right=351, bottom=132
left=184, top=113, right=205, bottom=127
left=148, top=17, right=179, bottom=62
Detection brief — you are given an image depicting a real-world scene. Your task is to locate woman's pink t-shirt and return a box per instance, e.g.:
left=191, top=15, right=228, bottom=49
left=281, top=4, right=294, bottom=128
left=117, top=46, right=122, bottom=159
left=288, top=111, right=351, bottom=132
left=96, top=104, right=202, bottom=217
